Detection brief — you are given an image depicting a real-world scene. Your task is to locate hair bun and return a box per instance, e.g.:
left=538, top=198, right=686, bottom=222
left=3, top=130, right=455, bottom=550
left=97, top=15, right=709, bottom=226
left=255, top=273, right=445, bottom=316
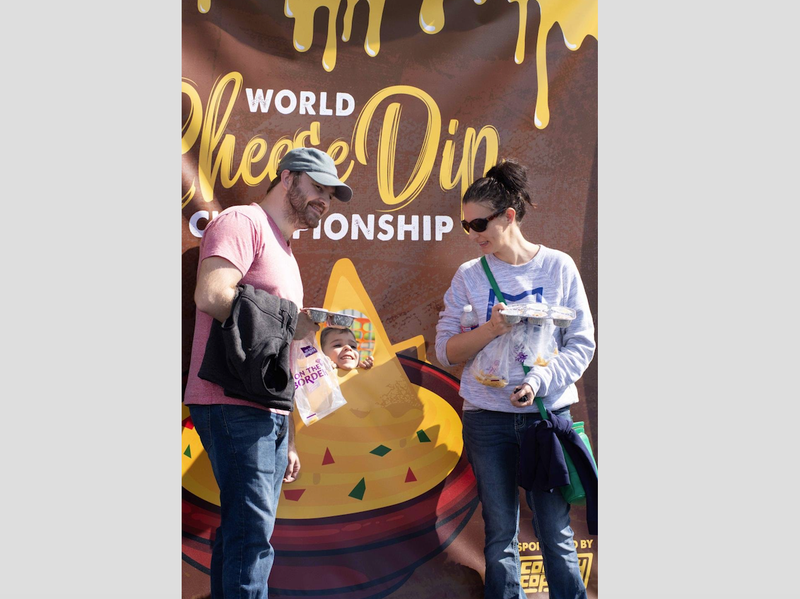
left=463, top=158, right=535, bottom=221
left=486, top=159, right=529, bottom=203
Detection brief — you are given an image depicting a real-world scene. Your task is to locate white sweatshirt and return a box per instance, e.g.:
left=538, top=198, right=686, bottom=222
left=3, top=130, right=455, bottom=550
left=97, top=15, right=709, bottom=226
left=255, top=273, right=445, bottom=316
left=435, top=245, right=596, bottom=413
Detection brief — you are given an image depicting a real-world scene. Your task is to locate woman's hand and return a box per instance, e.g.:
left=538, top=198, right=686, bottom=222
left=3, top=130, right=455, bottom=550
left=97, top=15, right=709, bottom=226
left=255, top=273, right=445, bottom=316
left=509, top=383, right=535, bottom=408
left=444, top=302, right=514, bottom=365
left=486, top=302, right=513, bottom=338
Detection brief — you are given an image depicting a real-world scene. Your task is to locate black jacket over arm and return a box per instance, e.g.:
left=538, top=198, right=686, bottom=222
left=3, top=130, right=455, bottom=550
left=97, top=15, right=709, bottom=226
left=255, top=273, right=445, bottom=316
left=198, top=284, right=299, bottom=411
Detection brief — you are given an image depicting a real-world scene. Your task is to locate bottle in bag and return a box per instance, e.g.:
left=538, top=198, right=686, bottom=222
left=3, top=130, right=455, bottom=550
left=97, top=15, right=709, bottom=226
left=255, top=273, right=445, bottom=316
left=460, top=304, right=479, bottom=333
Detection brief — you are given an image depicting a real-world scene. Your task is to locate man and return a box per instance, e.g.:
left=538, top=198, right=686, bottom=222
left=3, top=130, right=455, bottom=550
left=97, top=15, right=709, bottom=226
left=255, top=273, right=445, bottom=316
left=184, top=147, right=353, bottom=599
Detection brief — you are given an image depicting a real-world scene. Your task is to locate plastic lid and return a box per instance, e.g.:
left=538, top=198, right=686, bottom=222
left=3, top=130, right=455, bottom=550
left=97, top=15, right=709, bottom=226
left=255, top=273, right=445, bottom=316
left=549, top=305, right=576, bottom=319
left=463, top=305, right=473, bottom=312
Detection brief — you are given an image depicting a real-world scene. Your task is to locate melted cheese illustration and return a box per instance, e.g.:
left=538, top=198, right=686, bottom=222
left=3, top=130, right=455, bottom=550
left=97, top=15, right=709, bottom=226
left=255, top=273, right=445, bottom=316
left=182, top=258, right=463, bottom=518
left=196, top=0, right=597, bottom=129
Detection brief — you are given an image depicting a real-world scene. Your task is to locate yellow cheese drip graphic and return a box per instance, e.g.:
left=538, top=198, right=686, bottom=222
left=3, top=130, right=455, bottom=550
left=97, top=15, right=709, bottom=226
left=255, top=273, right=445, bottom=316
left=532, top=0, right=598, bottom=128
left=419, top=0, right=445, bottom=34
left=342, top=0, right=386, bottom=58
left=285, top=0, right=341, bottom=71
left=197, top=0, right=596, bottom=126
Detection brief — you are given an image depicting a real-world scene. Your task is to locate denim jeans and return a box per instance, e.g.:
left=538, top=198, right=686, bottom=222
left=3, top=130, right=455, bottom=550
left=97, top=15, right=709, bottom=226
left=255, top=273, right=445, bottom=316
left=189, top=404, right=289, bottom=599
left=462, top=409, right=587, bottom=599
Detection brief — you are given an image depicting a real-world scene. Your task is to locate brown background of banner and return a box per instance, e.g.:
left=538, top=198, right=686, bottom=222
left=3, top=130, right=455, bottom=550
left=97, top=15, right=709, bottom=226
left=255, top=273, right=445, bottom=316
left=182, top=1, right=597, bottom=597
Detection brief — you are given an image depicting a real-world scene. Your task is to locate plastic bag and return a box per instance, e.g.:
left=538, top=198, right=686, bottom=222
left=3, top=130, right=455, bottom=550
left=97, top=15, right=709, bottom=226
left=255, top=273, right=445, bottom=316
left=291, top=334, right=347, bottom=426
left=470, top=331, right=516, bottom=388
left=517, top=320, right=559, bottom=368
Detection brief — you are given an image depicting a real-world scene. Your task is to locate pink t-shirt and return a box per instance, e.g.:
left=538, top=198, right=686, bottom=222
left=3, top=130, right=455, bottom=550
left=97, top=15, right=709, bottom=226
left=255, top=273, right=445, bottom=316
left=184, top=203, right=304, bottom=411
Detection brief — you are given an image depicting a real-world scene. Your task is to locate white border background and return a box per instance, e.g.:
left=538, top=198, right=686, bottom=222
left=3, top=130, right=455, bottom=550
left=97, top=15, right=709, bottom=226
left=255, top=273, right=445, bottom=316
left=3, top=1, right=798, bottom=597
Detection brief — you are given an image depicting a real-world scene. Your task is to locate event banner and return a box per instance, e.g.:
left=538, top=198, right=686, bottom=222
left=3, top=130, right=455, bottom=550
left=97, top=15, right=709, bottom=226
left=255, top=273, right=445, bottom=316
left=181, top=1, right=598, bottom=597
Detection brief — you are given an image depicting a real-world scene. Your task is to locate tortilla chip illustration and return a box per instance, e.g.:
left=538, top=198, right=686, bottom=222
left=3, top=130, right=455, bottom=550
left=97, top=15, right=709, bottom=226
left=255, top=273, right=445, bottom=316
left=182, top=259, right=478, bottom=597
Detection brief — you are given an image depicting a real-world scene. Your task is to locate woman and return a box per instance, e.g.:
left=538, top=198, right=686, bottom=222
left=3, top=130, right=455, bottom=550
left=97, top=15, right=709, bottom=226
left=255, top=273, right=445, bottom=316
left=435, top=159, right=596, bottom=599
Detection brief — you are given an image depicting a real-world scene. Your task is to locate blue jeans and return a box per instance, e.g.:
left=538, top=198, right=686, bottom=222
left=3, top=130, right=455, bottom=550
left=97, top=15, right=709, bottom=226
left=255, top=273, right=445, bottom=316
left=462, top=409, right=587, bottom=599
left=189, top=404, right=289, bottom=599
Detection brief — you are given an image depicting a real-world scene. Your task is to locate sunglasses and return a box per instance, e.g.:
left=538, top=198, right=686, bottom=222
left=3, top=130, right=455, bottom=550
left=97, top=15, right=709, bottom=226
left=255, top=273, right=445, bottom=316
left=461, top=208, right=506, bottom=233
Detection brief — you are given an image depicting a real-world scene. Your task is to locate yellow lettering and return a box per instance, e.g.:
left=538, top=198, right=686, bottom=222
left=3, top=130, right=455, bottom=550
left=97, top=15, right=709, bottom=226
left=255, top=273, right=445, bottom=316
left=218, top=135, right=240, bottom=188
left=197, top=72, right=243, bottom=204
left=266, top=137, right=295, bottom=182
left=182, top=75, right=502, bottom=211
left=440, top=119, right=499, bottom=202
left=293, top=121, right=322, bottom=147
left=520, top=561, right=531, bottom=575
left=352, top=85, right=441, bottom=211
left=327, top=139, right=354, bottom=182
left=239, top=138, right=269, bottom=186
left=181, top=181, right=196, bottom=209
left=182, top=79, right=203, bottom=155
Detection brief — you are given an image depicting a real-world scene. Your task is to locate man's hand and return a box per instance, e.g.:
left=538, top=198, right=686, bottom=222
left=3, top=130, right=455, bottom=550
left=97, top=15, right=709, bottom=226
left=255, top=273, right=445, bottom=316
left=283, top=416, right=301, bottom=482
left=284, top=447, right=301, bottom=482
left=294, top=311, right=320, bottom=340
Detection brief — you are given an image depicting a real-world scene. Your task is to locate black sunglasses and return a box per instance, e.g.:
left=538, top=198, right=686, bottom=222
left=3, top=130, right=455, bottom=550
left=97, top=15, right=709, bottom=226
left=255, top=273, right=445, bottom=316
left=461, top=208, right=506, bottom=233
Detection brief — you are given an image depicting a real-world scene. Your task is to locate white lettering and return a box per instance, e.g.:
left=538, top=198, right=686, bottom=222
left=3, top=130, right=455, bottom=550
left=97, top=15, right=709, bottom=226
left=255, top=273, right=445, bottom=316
left=435, top=216, right=453, bottom=241
left=397, top=214, right=419, bottom=241
left=189, top=210, right=219, bottom=238
left=336, top=92, right=355, bottom=116
left=299, top=91, right=316, bottom=115
left=351, top=214, right=375, bottom=240
left=245, top=88, right=274, bottom=113
left=244, top=88, right=355, bottom=117
left=288, top=215, right=456, bottom=242
left=377, top=214, right=394, bottom=241
left=319, top=91, right=333, bottom=116
left=324, top=213, right=349, bottom=240
left=275, top=90, right=298, bottom=115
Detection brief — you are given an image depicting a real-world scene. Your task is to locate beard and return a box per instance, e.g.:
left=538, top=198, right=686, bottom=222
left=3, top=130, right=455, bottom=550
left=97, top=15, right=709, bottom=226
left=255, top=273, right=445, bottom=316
left=285, top=179, right=324, bottom=230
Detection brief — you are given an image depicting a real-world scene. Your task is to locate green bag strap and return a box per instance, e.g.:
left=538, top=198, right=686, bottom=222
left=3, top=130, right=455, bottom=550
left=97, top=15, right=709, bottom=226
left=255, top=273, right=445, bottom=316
left=480, top=256, right=505, bottom=308
left=480, top=256, right=549, bottom=420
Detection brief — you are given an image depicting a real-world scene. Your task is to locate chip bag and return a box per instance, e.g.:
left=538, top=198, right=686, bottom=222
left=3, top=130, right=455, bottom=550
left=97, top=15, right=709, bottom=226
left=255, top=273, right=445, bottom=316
left=291, top=334, right=347, bottom=426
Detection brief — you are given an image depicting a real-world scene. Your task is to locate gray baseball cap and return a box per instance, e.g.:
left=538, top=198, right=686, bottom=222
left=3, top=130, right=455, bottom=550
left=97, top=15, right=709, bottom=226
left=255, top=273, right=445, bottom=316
left=277, top=147, right=353, bottom=202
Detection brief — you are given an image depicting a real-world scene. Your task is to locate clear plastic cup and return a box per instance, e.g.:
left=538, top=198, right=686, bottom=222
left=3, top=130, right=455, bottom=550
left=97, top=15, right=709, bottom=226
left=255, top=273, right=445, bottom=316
left=499, top=309, right=524, bottom=324
left=550, top=306, right=576, bottom=328
left=523, top=302, right=550, bottom=325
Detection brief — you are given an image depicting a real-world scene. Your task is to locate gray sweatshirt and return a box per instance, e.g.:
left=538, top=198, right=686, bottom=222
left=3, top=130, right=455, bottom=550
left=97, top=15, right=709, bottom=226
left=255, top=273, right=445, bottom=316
left=435, top=246, right=596, bottom=413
